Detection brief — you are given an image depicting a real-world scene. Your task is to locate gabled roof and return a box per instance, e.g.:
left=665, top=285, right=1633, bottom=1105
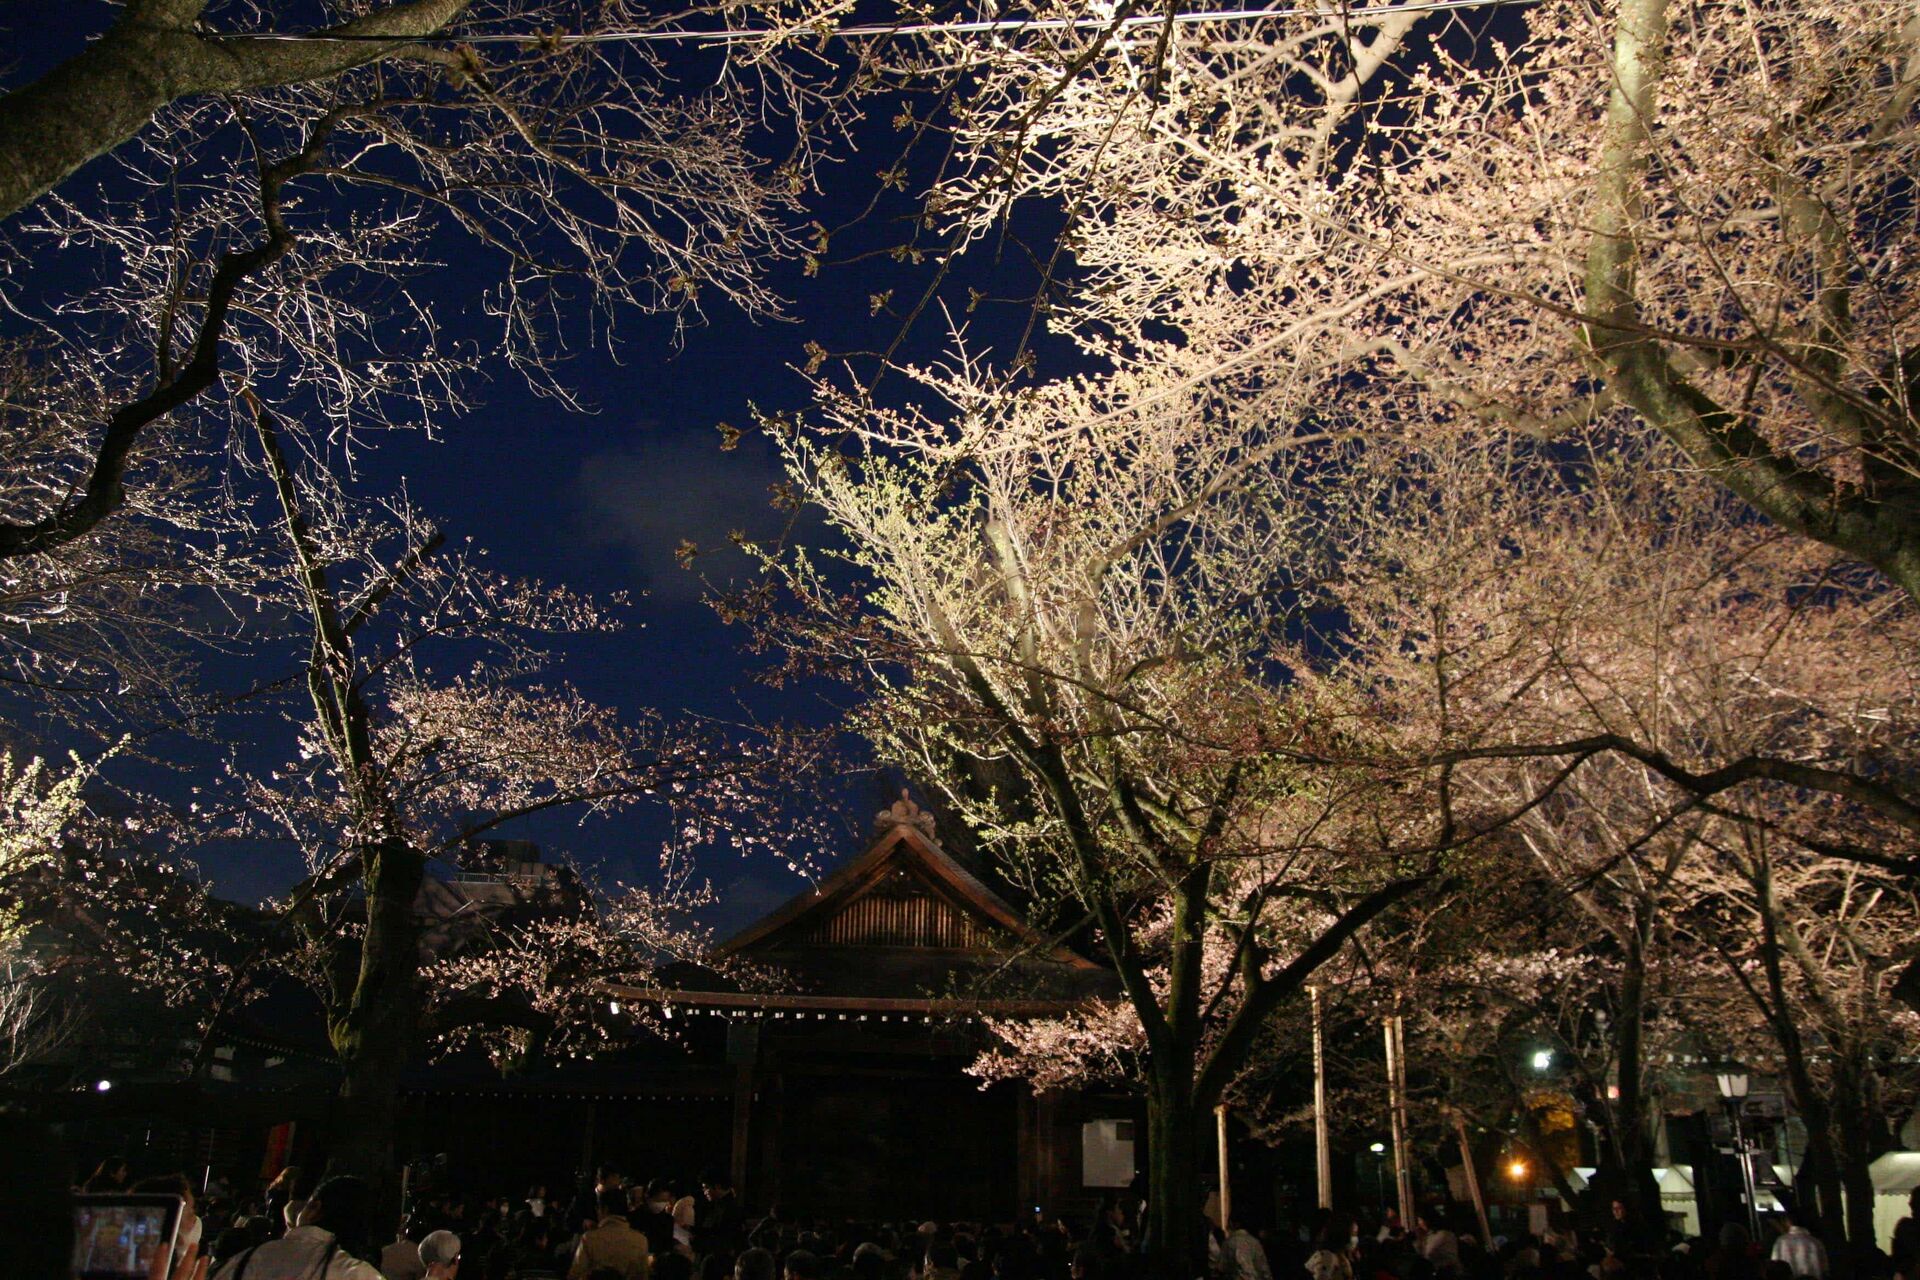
left=714, top=821, right=1098, bottom=971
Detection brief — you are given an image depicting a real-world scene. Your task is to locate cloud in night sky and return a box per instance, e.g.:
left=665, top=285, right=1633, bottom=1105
left=572, top=428, right=788, bottom=603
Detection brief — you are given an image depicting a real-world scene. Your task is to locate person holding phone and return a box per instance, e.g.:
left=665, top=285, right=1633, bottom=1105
left=0, top=1109, right=210, bottom=1280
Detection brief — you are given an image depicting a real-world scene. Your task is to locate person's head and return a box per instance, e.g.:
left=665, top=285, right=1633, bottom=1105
left=529, top=1184, right=547, bottom=1200
left=0, top=1109, right=73, bottom=1280
left=649, top=1178, right=676, bottom=1206
left=86, top=1155, right=131, bottom=1190
left=655, top=1253, right=696, bottom=1280
left=1318, top=1214, right=1353, bottom=1249
left=286, top=1197, right=308, bottom=1230
left=1718, top=1222, right=1750, bottom=1252
left=1762, top=1263, right=1794, bottom=1280
left=420, top=1229, right=462, bottom=1278
left=929, top=1243, right=960, bottom=1272
left=598, top=1188, right=628, bottom=1221
left=134, top=1172, right=196, bottom=1217
left=597, top=1165, right=624, bottom=1190
left=1611, top=1200, right=1629, bottom=1222
left=852, top=1242, right=887, bottom=1280
left=705, top=1169, right=735, bottom=1201
left=302, top=1174, right=375, bottom=1260
left=736, top=1246, right=777, bottom=1280
left=785, top=1248, right=822, bottom=1280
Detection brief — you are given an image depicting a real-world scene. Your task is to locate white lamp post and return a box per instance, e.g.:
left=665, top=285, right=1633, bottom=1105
left=1716, top=1070, right=1760, bottom=1240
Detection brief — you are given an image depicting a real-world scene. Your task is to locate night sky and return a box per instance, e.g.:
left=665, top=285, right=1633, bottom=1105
left=0, top=2, right=977, bottom=934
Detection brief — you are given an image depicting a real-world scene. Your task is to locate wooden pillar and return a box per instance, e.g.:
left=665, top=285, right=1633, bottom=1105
left=1215, top=1103, right=1232, bottom=1230
left=1384, top=1016, right=1415, bottom=1228
left=1452, top=1111, right=1493, bottom=1247
left=1313, top=986, right=1332, bottom=1210
left=730, top=1064, right=753, bottom=1199
left=765, top=1072, right=785, bottom=1211
left=1018, top=1088, right=1040, bottom=1215
left=724, top=1019, right=761, bottom=1203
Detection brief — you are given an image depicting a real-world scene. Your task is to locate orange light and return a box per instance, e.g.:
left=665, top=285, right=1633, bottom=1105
left=1507, top=1159, right=1528, bottom=1179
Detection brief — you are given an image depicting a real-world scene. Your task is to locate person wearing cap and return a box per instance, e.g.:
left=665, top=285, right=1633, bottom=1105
left=418, top=1231, right=461, bottom=1280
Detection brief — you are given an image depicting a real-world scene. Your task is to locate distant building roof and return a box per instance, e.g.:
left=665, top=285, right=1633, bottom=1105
left=621, top=796, right=1116, bottom=1015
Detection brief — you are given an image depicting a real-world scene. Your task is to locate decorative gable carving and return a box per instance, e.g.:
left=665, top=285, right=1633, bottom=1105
left=713, top=808, right=1097, bottom=971
left=797, top=868, right=1000, bottom=950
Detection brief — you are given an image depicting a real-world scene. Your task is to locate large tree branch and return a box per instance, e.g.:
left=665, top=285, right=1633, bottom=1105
left=1193, top=869, right=1434, bottom=1105
left=1434, top=733, right=1920, bottom=843
left=0, top=0, right=472, bottom=222
left=1581, top=0, right=1920, bottom=601
left=0, top=106, right=355, bottom=562
left=922, top=592, right=1174, bottom=1056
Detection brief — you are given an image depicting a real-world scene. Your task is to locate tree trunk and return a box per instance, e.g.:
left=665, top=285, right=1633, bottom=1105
left=1610, top=927, right=1665, bottom=1233
left=1146, top=1078, right=1204, bottom=1280
left=1833, top=1063, right=1880, bottom=1259
left=327, top=836, right=425, bottom=1231
left=0, top=0, right=472, bottom=223
left=1749, top=863, right=1849, bottom=1251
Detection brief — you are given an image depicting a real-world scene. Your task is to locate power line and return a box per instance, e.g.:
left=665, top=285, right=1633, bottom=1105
left=211, top=0, right=1545, bottom=48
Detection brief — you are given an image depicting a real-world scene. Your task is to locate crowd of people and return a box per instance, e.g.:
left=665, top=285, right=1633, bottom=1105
left=9, top=1111, right=1920, bottom=1280
left=1288, top=1198, right=1920, bottom=1280
left=140, top=1159, right=1920, bottom=1280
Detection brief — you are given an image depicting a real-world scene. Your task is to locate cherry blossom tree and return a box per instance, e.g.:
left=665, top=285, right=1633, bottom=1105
left=1675, top=810, right=1920, bottom=1252
left=0, top=0, right=840, bottom=599
left=748, top=335, right=1611, bottom=1275
left=855, top=0, right=1917, bottom=600
left=218, top=396, right=814, bottom=1202
left=1349, top=430, right=1920, bottom=1251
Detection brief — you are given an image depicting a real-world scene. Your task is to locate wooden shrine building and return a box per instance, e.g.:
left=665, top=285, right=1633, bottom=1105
left=603, top=794, right=1133, bottom=1222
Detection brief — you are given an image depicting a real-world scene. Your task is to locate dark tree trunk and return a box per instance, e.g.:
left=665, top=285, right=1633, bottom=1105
left=1145, top=1079, right=1204, bottom=1280
left=1609, top=928, right=1665, bottom=1232
left=1833, top=1063, right=1880, bottom=1259
left=327, top=837, right=426, bottom=1230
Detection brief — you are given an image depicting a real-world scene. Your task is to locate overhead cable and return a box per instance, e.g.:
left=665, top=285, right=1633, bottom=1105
left=209, top=0, right=1546, bottom=47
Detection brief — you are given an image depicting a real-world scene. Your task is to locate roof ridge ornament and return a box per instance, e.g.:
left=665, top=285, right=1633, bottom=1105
left=874, top=787, right=937, bottom=840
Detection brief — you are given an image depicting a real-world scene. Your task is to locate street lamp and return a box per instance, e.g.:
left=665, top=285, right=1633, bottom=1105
left=1531, top=1050, right=1553, bottom=1072
left=1368, top=1142, right=1387, bottom=1207
left=1716, top=1069, right=1761, bottom=1240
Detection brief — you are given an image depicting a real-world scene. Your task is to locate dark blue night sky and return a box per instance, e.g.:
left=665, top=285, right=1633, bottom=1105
left=0, top=2, right=963, bottom=932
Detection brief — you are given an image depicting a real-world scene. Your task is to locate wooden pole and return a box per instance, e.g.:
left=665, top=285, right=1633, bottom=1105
left=730, top=1064, right=754, bottom=1199
left=1313, top=986, right=1332, bottom=1210
left=1385, top=1016, right=1415, bottom=1228
left=1452, top=1111, right=1493, bottom=1246
left=1215, top=1102, right=1232, bottom=1231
